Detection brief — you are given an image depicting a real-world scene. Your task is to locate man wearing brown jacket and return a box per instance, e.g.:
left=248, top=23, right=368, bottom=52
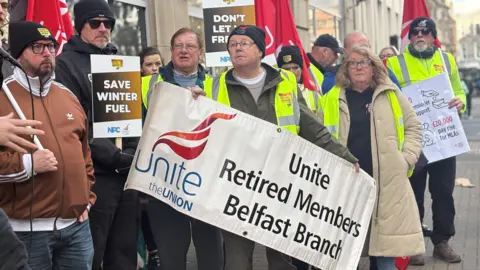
left=0, top=21, right=95, bottom=269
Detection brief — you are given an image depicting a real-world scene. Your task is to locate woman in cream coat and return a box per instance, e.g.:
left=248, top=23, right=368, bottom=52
left=319, top=46, right=424, bottom=269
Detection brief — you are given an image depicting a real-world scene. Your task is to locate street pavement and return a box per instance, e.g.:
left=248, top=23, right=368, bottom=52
left=186, top=98, right=480, bottom=270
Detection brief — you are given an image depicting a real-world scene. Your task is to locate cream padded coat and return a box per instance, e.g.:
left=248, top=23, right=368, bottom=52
left=319, top=83, right=425, bottom=257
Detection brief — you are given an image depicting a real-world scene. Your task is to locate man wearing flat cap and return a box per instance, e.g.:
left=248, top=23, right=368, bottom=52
left=195, top=24, right=359, bottom=270
left=387, top=17, right=466, bottom=265
left=0, top=20, right=95, bottom=269
left=277, top=45, right=322, bottom=116
left=56, top=0, right=139, bottom=269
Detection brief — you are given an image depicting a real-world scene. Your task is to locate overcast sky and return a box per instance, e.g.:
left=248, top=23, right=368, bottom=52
left=454, top=0, right=480, bottom=15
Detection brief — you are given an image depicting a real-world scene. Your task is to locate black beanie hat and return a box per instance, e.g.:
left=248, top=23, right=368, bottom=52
left=409, top=17, right=437, bottom=39
left=277, top=45, right=303, bottom=68
left=9, top=21, right=58, bottom=59
left=74, top=0, right=116, bottom=34
left=227, top=25, right=266, bottom=58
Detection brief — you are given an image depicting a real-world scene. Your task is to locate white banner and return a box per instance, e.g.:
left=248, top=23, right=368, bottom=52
left=402, top=74, right=470, bottom=163
left=125, top=83, right=376, bottom=269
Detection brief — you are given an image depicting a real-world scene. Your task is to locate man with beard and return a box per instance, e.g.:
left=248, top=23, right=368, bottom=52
left=55, top=0, right=139, bottom=269
left=387, top=17, right=466, bottom=265
left=0, top=21, right=95, bottom=269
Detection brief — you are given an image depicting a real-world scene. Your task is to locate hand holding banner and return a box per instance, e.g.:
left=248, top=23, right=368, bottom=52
left=125, top=83, right=376, bottom=269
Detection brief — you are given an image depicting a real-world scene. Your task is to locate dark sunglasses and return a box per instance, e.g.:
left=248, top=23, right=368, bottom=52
left=87, top=19, right=114, bottom=30
left=411, top=28, right=432, bottom=36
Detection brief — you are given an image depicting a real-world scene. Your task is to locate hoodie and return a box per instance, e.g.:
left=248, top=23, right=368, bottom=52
left=55, top=36, right=137, bottom=176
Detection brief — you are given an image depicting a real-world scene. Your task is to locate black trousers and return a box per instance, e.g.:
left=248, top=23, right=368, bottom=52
left=89, top=173, right=139, bottom=270
left=140, top=196, right=157, bottom=251
left=466, top=93, right=472, bottom=117
left=0, top=209, right=30, bottom=270
left=409, top=156, right=456, bottom=245
left=147, top=199, right=224, bottom=270
left=292, top=257, right=310, bottom=270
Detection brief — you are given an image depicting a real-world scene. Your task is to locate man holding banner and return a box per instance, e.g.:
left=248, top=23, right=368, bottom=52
left=200, top=24, right=359, bottom=270
left=387, top=17, right=466, bottom=265
left=55, top=1, right=139, bottom=269
left=142, top=28, right=224, bottom=270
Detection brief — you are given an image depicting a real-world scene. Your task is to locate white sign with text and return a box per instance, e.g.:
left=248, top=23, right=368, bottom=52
left=402, top=74, right=470, bottom=163
left=125, top=83, right=376, bottom=269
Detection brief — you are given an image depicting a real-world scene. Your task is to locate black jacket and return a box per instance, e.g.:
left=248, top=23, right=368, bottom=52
left=0, top=209, right=29, bottom=270
left=55, top=36, right=137, bottom=176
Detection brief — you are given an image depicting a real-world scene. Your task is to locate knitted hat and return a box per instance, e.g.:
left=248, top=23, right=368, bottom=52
left=74, top=0, right=116, bottom=34
left=9, top=21, right=58, bottom=59
left=227, top=25, right=266, bottom=58
left=409, top=17, right=437, bottom=39
left=277, top=45, right=303, bottom=68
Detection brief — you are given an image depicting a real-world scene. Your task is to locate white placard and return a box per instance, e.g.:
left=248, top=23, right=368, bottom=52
left=402, top=74, right=470, bottom=163
left=203, top=0, right=255, bottom=67
left=125, top=83, right=376, bottom=269
left=90, top=55, right=142, bottom=138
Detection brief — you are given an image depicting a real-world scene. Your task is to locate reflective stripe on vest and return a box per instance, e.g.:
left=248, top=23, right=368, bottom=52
left=322, top=86, right=414, bottom=176
left=302, top=89, right=320, bottom=114
left=392, top=51, right=452, bottom=87
left=309, top=65, right=324, bottom=93
left=141, top=74, right=162, bottom=109
left=204, top=70, right=300, bottom=134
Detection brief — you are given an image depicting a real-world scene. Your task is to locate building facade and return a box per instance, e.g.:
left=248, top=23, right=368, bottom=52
left=342, top=0, right=403, bottom=53
left=426, top=0, right=457, bottom=55
left=63, top=0, right=404, bottom=61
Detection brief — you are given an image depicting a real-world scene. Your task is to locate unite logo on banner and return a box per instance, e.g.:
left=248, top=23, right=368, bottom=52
left=134, top=113, right=236, bottom=211
left=126, top=83, right=377, bottom=269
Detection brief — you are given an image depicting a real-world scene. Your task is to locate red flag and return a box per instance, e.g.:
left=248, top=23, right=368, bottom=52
left=26, top=0, right=74, bottom=55
left=400, top=0, right=441, bottom=52
left=255, top=0, right=318, bottom=91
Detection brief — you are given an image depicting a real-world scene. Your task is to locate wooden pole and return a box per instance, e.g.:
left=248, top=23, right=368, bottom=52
left=115, top=137, right=122, bottom=149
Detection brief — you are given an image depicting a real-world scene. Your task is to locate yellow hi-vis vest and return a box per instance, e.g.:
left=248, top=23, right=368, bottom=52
left=386, top=50, right=452, bottom=87
left=322, top=86, right=414, bottom=177
left=309, top=64, right=324, bottom=92
left=204, top=69, right=300, bottom=135
left=141, top=74, right=162, bottom=109
left=301, top=88, right=321, bottom=115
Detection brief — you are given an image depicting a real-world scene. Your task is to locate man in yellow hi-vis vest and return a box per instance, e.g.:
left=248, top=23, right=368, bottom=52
left=142, top=28, right=223, bottom=270
left=277, top=45, right=321, bottom=117
left=307, top=34, right=342, bottom=94
left=387, top=17, right=466, bottom=265
left=193, top=25, right=359, bottom=270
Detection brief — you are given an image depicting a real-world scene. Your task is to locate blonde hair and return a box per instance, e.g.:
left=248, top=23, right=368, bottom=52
left=336, top=46, right=390, bottom=89
left=379, top=46, right=399, bottom=57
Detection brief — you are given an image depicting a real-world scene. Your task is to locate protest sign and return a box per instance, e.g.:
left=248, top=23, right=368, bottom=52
left=125, top=83, right=376, bottom=269
left=203, top=0, right=255, bottom=67
left=91, top=55, right=142, bottom=139
left=402, top=74, right=470, bottom=163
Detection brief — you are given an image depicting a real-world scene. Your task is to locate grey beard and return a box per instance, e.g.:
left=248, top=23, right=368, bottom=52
left=414, top=43, right=428, bottom=52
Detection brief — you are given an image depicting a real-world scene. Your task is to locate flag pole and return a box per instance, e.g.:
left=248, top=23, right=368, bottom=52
left=2, top=83, right=44, bottom=150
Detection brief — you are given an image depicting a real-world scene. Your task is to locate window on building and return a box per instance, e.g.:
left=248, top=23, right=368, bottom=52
left=309, top=7, right=340, bottom=42
left=66, top=0, right=147, bottom=55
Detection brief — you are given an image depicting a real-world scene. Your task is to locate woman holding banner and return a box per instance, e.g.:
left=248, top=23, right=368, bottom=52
left=319, top=46, right=425, bottom=269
